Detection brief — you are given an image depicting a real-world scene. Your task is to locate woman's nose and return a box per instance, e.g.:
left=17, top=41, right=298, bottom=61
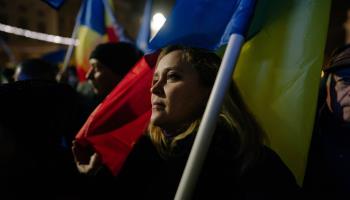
left=150, top=79, right=164, bottom=96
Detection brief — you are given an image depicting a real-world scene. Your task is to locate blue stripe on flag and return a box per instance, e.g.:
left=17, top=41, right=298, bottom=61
left=42, top=0, right=65, bottom=9
left=79, top=0, right=106, bottom=35
left=149, top=0, right=256, bottom=51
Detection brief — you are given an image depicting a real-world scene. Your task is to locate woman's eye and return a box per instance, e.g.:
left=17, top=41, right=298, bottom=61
left=167, top=73, right=180, bottom=81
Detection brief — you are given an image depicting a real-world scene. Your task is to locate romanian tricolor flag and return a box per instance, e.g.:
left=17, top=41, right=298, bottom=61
left=75, top=0, right=129, bottom=80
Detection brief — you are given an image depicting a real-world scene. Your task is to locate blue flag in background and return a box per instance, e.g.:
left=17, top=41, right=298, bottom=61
left=42, top=0, right=65, bottom=9
left=42, top=49, right=67, bottom=65
left=78, top=0, right=106, bottom=35
left=148, top=0, right=256, bottom=51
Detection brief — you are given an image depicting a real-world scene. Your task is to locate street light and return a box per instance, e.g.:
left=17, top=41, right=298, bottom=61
left=151, top=12, right=166, bottom=38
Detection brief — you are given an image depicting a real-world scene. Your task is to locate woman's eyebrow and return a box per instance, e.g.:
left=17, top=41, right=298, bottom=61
left=164, top=65, right=184, bottom=72
left=154, top=64, right=184, bottom=77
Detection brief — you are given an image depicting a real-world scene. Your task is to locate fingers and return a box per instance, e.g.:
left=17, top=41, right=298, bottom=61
left=71, top=141, right=102, bottom=174
left=72, top=140, right=92, bottom=164
left=76, top=152, right=102, bottom=174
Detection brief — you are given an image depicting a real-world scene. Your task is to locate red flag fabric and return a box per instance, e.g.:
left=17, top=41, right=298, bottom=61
left=75, top=53, right=157, bottom=175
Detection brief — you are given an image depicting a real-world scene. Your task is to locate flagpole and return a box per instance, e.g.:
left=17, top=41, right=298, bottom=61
left=174, top=33, right=245, bottom=200
left=61, top=1, right=83, bottom=73
left=136, top=0, right=152, bottom=52
left=0, top=36, right=15, bottom=63
left=102, top=0, right=117, bottom=25
left=62, top=21, right=79, bottom=72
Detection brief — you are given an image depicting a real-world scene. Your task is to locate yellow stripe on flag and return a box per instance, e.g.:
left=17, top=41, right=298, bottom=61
left=233, top=0, right=331, bottom=185
left=75, top=26, right=107, bottom=71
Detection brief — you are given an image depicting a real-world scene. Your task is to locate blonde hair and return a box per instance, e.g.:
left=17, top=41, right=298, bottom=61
left=148, top=45, right=265, bottom=173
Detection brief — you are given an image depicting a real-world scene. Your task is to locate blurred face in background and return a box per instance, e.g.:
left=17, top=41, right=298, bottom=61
left=87, top=58, right=121, bottom=97
left=150, top=50, right=210, bottom=133
left=332, top=68, right=350, bottom=122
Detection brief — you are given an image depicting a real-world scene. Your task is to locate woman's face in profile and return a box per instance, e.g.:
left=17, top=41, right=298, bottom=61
left=150, top=50, right=210, bottom=132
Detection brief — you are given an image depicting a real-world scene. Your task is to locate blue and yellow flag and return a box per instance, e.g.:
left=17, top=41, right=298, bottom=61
left=234, top=0, right=331, bottom=185
left=149, top=0, right=331, bottom=186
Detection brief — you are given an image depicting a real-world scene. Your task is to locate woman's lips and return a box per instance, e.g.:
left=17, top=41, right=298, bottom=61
left=152, top=102, right=165, bottom=109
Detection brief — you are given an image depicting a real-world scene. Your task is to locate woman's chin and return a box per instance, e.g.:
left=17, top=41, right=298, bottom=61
left=150, top=114, right=164, bottom=126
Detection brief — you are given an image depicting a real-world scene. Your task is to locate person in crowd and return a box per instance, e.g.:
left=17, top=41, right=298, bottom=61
left=73, top=45, right=299, bottom=199
left=304, top=44, right=350, bottom=199
left=86, top=42, right=143, bottom=100
left=0, top=58, right=86, bottom=198
left=73, top=42, right=143, bottom=120
left=57, top=65, right=80, bottom=89
left=14, top=58, right=58, bottom=81
left=1, top=67, right=15, bottom=84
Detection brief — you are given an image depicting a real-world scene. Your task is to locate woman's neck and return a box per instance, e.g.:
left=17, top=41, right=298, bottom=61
left=161, top=123, right=191, bottom=139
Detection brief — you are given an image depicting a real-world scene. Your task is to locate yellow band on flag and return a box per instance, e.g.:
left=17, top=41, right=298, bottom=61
left=234, top=0, right=331, bottom=185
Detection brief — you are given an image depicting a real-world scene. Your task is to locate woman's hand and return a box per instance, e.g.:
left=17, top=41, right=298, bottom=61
left=72, top=140, right=102, bottom=174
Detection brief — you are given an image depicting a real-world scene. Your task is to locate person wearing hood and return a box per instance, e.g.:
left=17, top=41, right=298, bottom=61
left=304, top=44, right=350, bottom=199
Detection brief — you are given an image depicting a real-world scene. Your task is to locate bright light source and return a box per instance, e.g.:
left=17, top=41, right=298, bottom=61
left=151, top=12, right=166, bottom=38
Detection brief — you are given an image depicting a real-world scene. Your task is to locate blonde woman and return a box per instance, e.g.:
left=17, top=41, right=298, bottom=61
left=112, top=46, right=299, bottom=199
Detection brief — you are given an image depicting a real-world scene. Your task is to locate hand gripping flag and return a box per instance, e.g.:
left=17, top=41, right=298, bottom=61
left=75, top=53, right=157, bottom=175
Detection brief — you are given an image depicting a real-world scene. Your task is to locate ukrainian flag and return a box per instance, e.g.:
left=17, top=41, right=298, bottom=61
left=150, top=0, right=332, bottom=186
left=234, top=0, right=331, bottom=185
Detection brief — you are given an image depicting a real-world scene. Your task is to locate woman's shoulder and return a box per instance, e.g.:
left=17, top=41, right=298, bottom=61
left=129, top=134, right=157, bottom=156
